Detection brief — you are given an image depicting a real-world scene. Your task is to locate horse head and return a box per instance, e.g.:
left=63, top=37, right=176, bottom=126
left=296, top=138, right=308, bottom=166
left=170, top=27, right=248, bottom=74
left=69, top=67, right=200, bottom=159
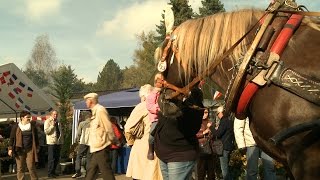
left=155, top=6, right=320, bottom=179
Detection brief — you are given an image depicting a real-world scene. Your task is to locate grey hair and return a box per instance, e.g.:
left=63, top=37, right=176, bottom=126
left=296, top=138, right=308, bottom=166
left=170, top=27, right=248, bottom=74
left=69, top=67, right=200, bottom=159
left=139, top=84, right=153, bottom=98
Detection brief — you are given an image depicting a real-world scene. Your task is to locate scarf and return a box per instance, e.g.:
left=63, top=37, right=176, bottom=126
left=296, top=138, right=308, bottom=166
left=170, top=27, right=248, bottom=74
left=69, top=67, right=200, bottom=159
left=18, top=122, right=31, bottom=131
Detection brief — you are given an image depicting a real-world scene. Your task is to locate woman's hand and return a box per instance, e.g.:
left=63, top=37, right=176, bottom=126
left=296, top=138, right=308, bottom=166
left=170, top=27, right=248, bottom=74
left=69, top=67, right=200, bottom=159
left=202, top=128, right=211, bottom=135
left=207, top=122, right=212, bottom=128
left=8, top=149, right=12, bottom=157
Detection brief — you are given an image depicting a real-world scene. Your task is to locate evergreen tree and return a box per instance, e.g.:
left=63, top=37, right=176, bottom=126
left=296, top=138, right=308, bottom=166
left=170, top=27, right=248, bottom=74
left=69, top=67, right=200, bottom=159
left=95, top=59, right=123, bottom=91
left=197, top=0, right=225, bottom=17
left=51, top=65, right=78, bottom=124
left=155, top=0, right=194, bottom=44
left=51, top=65, right=79, bottom=158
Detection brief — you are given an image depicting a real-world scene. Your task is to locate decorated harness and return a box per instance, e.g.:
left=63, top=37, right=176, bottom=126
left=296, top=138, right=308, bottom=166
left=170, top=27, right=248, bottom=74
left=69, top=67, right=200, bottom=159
left=157, top=0, right=320, bottom=119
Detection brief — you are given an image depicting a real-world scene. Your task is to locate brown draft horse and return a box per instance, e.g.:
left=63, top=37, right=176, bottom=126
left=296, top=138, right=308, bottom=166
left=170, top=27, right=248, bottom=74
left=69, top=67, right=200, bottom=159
left=156, top=9, right=320, bottom=179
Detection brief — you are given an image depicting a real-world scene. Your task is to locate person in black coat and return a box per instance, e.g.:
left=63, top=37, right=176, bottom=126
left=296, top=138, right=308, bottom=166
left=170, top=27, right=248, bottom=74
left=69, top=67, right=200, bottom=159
left=209, top=106, right=234, bottom=180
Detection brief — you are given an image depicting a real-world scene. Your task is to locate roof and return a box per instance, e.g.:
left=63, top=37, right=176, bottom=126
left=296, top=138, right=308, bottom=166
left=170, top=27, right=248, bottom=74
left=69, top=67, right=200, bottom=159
left=73, top=88, right=140, bottom=110
left=0, top=63, right=56, bottom=118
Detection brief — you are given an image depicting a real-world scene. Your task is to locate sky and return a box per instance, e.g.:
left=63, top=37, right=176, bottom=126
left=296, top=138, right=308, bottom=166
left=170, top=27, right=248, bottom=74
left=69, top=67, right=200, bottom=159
left=1, top=0, right=319, bottom=83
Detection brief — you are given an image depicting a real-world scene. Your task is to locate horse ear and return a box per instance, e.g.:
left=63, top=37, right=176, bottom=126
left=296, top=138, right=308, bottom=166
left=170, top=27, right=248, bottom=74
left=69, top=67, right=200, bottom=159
left=165, top=5, right=174, bottom=35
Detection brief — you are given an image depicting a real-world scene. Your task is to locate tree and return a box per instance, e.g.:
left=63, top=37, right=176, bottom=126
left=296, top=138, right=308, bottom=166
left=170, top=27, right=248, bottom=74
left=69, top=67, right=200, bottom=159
left=51, top=65, right=79, bottom=158
left=122, top=31, right=158, bottom=88
left=51, top=65, right=78, bottom=124
left=197, top=0, right=225, bottom=17
left=24, top=34, right=58, bottom=88
left=155, top=0, right=194, bottom=44
left=26, top=34, right=58, bottom=74
left=95, top=59, right=123, bottom=91
left=24, top=68, right=49, bottom=88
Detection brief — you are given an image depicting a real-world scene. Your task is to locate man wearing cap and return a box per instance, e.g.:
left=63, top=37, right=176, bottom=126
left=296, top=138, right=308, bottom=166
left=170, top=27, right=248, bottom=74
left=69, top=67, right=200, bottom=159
left=84, top=93, right=116, bottom=180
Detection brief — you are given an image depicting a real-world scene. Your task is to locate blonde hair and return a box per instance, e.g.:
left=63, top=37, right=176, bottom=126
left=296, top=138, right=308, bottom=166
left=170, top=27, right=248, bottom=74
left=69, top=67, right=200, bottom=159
left=303, top=17, right=320, bottom=31
left=169, top=9, right=265, bottom=81
left=158, top=9, right=320, bottom=82
left=139, top=84, right=153, bottom=98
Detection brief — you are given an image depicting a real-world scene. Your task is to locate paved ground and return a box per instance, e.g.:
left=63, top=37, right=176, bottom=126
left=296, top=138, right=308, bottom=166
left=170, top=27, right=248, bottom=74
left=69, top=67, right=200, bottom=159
left=1, top=168, right=131, bottom=180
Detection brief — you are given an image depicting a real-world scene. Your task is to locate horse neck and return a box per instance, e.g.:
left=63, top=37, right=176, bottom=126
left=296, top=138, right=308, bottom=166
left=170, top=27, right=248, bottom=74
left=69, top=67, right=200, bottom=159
left=209, top=58, right=234, bottom=94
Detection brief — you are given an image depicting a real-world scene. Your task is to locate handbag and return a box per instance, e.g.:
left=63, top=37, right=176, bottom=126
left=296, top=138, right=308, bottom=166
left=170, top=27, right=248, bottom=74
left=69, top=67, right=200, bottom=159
left=211, top=137, right=224, bottom=156
left=129, top=113, right=147, bottom=139
left=199, top=135, right=212, bottom=155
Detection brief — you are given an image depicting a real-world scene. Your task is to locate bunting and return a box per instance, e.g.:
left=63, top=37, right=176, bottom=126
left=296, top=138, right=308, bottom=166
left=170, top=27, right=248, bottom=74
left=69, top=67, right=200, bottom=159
left=0, top=70, right=51, bottom=119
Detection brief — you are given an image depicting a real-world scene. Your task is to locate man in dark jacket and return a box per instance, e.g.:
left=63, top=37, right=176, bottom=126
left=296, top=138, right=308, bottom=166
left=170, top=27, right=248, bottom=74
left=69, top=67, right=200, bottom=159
left=210, top=106, right=234, bottom=180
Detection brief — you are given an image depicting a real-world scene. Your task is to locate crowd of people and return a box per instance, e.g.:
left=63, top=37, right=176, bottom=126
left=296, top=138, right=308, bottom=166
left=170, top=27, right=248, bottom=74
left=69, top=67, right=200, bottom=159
left=123, top=73, right=278, bottom=180
left=6, top=73, right=278, bottom=180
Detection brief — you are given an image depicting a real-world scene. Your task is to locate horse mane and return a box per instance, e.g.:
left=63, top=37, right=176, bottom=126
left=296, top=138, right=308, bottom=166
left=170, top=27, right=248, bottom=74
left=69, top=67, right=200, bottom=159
left=171, top=9, right=265, bottom=80
left=157, top=9, right=320, bottom=81
left=303, top=17, right=320, bottom=31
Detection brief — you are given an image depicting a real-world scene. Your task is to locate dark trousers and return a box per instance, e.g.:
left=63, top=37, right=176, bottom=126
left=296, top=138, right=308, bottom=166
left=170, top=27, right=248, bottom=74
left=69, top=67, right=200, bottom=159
left=197, top=154, right=216, bottom=180
left=85, top=148, right=115, bottom=180
left=75, top=144, right=90, bottom=173
left=48, top=144, right=61, bottom=176
left=37, top=146, right=46, bottom=168
left=110, top=149, right=119, bottom=173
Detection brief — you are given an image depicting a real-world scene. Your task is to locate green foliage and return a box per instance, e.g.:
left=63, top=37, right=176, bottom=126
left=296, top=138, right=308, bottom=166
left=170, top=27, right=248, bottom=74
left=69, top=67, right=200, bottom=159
left=74, top=78, right=95, bottom=93
left=51, top=65, right=78, bottom=130
left=169, top=0, right=193, bottom=25
left=24, top=68, right=49, bottom=88
left=61, top=121, right=72, bottom=159
left=121, top=31, right=158, bottom=88
left=51, top=65, right=81, bottom=159
left=197, top=0, right=225, bottom=17
left=95, top=59, right=123, bottom=91
left=229, top=149, right=246, bottom=179
left=155, top=0, right=194, bottom=44
left=155, top=13, right=166, bottom=44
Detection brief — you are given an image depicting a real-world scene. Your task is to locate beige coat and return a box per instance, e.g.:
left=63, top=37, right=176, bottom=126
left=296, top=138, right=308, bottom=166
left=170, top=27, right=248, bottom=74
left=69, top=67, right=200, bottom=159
left=125, top=102, right=162, bottom=180
left=89, top=104, right=116, bottom=153
left=234, top=117, right=256, bottom=149
left=44, top=117, right=63, bottom=145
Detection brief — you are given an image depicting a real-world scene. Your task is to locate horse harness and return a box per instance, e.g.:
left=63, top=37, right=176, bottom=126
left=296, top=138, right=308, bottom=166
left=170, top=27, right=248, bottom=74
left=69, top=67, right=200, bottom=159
left=157, top=0, right=320, bottom=117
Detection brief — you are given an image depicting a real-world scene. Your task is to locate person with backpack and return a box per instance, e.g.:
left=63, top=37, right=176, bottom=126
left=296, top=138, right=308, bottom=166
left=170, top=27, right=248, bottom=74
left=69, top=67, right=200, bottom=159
left=109, top=116, right=123, bottom=174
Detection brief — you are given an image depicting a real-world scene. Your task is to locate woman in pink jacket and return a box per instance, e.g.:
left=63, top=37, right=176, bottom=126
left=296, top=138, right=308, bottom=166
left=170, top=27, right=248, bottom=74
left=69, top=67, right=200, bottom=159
left=146, top=73, right=164, bottom=160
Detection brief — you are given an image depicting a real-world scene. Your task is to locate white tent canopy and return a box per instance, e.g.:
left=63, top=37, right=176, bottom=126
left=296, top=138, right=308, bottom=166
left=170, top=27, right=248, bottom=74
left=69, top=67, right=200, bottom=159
left=0, top=63, right=56, bottom=119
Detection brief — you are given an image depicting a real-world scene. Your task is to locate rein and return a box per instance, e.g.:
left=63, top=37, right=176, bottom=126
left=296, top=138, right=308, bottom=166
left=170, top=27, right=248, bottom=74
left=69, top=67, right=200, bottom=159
left=161, top=12, right=268, bottom=99
left=160, top=4, right=320, bottom=107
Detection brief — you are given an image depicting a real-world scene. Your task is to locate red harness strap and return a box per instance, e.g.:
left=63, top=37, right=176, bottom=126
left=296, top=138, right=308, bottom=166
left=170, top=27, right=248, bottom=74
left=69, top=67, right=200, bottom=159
left=236, top=14, right=303, bottom=119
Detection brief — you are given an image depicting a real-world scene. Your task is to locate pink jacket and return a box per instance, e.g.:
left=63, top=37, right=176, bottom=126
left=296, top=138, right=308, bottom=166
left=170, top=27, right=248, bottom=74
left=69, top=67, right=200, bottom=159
left=146, top=90, right=160, bottom=123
